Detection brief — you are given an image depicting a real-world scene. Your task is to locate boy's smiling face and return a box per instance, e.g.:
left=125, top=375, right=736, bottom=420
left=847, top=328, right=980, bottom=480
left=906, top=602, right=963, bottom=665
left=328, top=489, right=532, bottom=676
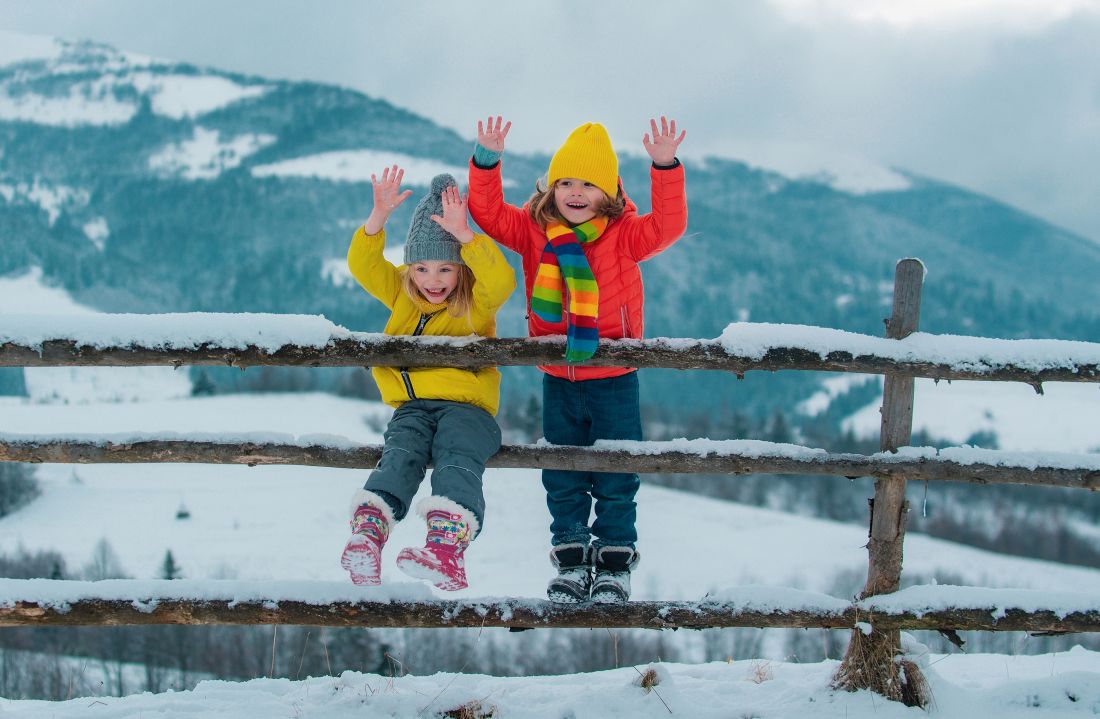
left=553, top=178, right=607, bottom=225
left=410, top=261, right=459, bottom=303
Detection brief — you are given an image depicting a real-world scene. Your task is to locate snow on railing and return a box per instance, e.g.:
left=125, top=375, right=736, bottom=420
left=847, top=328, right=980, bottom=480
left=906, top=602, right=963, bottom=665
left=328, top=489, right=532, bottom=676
left=2, top=434, right=1099, bottom=491
left=3, top=313, right=1100, bottom=386
left=2, top=579, right=1098, bottom=633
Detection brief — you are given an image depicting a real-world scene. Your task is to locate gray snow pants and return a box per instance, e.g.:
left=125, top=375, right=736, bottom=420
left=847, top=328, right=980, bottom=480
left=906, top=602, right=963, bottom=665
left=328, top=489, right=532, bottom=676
left=363, top=399, right=501, bottom=527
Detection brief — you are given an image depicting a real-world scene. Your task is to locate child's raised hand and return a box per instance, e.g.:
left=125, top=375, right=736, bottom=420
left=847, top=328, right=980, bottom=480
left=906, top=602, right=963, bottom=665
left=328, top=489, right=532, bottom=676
left=430, top=185, right=475, bottom=245
left=642, top=116, right=686, bottom=167
left=372, top=164, right=414, bottom=214
left=477, top=116, right=512, bottom=154
left=363, top=164, right=414, bottom=234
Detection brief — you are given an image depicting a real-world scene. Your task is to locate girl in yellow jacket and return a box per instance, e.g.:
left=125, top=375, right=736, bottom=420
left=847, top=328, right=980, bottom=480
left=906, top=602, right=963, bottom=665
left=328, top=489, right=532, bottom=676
left=341, top=168, right=515, bottom=592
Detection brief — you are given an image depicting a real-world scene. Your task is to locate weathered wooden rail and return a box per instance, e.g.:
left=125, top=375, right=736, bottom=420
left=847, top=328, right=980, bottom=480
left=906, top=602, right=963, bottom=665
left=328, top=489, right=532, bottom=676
left=2, top=437, right=1099, bottom=491
left=4, top=334, right=1100, bottom=386
left=2, top=593, right=1091, bottom=637
left=3, top=258, right=1100, bottom=706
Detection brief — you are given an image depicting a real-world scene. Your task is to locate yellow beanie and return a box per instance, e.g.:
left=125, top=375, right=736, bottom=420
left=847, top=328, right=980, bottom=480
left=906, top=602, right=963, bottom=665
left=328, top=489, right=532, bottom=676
left=547, top=123, right=619, bottom=198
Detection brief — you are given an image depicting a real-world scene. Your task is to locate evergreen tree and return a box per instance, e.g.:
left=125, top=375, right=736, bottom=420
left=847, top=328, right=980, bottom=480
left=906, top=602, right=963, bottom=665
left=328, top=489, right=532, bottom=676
left=0, top=463, right=39, bottom=517
left=765, top=409, right=793, bottom=444
left=161, top=550, right=181, bottom=580
left=190, top=369, right=216, bottom=396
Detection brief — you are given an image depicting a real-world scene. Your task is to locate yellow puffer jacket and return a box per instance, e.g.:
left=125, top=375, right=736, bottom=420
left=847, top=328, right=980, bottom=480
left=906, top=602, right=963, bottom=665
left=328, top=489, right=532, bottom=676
left=347, top=226, right=516, bottom=415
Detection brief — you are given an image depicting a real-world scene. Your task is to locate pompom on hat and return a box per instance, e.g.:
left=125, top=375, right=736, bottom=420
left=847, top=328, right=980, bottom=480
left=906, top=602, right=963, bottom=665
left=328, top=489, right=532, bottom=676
left=404, top=173, right=465, bottom=265
left=547, top=123, right=619, bottom=198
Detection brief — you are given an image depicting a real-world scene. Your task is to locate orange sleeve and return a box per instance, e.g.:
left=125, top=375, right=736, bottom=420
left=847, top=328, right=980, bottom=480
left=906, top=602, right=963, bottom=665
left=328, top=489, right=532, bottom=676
left=618, top=162, right=688, bottom=262
left=467, top=160, right=540, bottom=258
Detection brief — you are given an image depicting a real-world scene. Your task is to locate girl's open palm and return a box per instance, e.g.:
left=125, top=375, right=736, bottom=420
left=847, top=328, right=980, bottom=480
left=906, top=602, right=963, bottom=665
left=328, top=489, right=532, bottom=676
left=430, top=185, right=474, bottom=244
left=362, top=164, right=414, bottom=234
left=372, top=164, right=414, bottom=212
left=642, top=117, right=686, bottom=166
left=477, top=115, right=511, bottom=153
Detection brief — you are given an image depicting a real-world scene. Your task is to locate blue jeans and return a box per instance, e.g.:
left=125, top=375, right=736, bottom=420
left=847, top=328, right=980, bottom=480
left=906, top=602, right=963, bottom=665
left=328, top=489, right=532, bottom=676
left=542, top=372, right=642, bottom=548
left=364, top=400, right=501, bottom=527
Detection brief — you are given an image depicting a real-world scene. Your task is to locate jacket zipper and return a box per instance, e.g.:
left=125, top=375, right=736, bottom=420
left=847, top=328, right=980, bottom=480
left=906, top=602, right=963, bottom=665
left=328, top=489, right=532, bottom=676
left=401, top=310, right=443, bottom=399
left=621, top=306, right=629, bottom=338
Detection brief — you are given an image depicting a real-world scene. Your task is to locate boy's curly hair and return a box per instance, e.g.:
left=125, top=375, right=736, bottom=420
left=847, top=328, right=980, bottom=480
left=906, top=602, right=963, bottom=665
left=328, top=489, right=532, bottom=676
left=526, top=179, right=625, bottom=230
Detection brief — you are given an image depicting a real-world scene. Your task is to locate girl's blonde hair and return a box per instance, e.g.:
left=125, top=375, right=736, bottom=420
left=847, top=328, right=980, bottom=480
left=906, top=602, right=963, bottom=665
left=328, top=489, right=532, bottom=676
left=400, top=263, right=475, bottom=319
left=526, top=178, right=626, bottom=230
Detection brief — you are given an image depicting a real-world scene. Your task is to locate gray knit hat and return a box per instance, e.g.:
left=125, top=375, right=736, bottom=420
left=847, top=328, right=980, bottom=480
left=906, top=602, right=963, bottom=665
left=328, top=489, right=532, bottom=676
left=403, top=173, right=465, bottom=265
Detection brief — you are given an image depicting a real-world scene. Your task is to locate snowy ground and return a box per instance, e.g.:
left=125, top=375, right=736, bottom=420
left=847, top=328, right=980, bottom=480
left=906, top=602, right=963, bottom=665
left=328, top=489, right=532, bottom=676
left=4, top=649, right=1100, bottom=718
left=844, top=376, right=1100, bottom=453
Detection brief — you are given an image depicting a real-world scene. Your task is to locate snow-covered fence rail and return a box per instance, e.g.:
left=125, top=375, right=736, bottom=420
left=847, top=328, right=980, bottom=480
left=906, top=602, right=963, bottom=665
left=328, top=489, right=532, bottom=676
left=2, top=581, right=1099, bottom=633
left=2, top=436, right=1100, bottom=492
left=4, top=314, right=1100, bottom=386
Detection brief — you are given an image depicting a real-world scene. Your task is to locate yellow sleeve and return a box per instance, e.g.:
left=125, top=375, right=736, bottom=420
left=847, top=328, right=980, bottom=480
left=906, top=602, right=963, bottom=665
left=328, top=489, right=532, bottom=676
left=347, top=226, right=402, bottom=310
left=461, top=233, right=516, bottom=312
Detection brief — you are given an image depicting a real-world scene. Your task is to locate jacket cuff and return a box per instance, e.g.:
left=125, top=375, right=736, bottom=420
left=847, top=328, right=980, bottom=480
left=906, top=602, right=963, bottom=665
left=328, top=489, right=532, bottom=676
left=353, top=225, right=386, bottom=243
left=472, top=143, right=502, bottom=169
left=651, top=158, right=681, bottom=170
left=460, top=233, right=490, bottom=258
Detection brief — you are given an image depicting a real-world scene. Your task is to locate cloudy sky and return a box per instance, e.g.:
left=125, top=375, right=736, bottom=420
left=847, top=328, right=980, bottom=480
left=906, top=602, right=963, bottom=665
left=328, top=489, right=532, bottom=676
left=2, top=0, right=1099, bottom=240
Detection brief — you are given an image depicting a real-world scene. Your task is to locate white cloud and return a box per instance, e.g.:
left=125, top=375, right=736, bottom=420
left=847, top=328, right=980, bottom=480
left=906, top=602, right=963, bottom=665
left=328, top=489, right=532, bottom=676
left=773, top=0, right=1100, bottom=31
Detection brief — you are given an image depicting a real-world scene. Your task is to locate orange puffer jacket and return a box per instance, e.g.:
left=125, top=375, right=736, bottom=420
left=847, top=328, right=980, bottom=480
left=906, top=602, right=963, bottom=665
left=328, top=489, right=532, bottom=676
left=468, top=160, right=688, bottom=381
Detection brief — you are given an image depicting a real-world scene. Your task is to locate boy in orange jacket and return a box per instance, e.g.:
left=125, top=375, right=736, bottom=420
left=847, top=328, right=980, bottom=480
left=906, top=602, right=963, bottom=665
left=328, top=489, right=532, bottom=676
left=468, top=116, right=687, bottom=603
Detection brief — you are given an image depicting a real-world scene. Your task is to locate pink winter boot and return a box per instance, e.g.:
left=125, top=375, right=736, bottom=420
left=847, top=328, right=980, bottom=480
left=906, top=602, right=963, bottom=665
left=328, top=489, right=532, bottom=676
left=340, top=490, right=394, bottom=586
left=395, top=498, right=478, bottom=591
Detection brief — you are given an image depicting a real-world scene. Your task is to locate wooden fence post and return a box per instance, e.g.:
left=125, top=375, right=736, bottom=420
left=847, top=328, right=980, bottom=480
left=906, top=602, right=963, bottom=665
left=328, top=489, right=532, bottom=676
left=833, top=258, right=928, bottom=706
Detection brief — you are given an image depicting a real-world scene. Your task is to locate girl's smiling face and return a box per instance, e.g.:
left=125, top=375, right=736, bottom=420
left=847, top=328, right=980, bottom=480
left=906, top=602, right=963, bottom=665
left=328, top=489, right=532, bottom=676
left=553, top=178, right=608, bottom=225
left=410, top=260, right=460, bottom=303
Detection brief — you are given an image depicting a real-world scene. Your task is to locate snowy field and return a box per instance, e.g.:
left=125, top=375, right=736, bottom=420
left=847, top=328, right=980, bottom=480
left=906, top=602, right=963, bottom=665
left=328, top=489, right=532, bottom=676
left=844, top=375, right=1100, bottom=453
left=5, top=271, right=1100, bottom=713
left=3, top=649, right=1100, bottom=717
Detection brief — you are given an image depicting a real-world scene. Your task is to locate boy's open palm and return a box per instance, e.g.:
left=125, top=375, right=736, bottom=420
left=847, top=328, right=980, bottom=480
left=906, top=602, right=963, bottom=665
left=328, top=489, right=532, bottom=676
left=643, top=116, right=686, bottom=166
left=477, top=116, right=511, bottom=153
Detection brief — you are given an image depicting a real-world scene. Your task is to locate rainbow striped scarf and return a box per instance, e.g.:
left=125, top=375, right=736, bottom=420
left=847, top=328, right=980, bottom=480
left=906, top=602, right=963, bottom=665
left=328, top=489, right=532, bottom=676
left=530, top=217, right=607, bottom=362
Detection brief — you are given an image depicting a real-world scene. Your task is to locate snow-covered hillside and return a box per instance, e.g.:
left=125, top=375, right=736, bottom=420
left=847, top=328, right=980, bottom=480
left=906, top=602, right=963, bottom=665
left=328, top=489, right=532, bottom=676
left=0, top=268, right=191, bottom=403
left=843, top=376, right=1100, bottom=453
left=5, top=648, right=1100, bottom=718
left=0, top=31, right=268, bottom=129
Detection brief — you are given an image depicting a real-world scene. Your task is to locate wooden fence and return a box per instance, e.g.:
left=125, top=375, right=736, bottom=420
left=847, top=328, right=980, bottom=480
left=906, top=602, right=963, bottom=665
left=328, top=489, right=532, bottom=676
left=2, top=258, right=1099, bottom=704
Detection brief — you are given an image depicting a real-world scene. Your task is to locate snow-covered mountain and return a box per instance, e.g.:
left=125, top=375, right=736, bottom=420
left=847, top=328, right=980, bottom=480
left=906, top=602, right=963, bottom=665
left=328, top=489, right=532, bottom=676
left=4, top=31, right=1100, bottom=421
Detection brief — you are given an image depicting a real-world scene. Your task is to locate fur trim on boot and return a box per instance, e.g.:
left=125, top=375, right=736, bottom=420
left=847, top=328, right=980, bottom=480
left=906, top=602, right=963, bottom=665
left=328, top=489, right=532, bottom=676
left=413, top=495, right=481, bottom=538
left=547, top=543, right=593, bottom=604
left=347, top=489, right=397, bottom=525
left=340, top=490, right=395, bottom=586
left=591, top=546, right=640, bottom=604
left=395, top=497, right=476, bottom=591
